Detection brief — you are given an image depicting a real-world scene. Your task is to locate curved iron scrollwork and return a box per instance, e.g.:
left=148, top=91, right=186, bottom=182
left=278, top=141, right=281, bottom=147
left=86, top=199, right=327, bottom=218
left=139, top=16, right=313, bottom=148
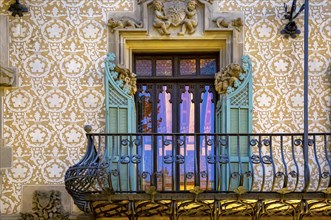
left=8, top=0, right=28, bottom=17
left=207, top=154, right=229, bottom=164
left=280, top=0, right=305, bottom=38
left=64, top=130, right=331, bottom=218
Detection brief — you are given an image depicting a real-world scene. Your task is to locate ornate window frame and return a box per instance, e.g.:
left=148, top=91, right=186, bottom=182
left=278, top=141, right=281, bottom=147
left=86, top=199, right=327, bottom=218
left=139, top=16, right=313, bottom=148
left=107, top=0, right=244, bottom=70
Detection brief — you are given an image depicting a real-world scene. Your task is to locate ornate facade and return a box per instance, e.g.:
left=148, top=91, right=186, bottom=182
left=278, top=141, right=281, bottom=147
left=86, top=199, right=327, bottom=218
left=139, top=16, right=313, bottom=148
left=0, top=0, right=330, bottom=219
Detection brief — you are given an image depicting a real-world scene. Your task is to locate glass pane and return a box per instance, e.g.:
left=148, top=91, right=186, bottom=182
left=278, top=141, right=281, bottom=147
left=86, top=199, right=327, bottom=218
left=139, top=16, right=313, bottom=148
left=138, top=86, right=152, bottom=133
left=200, top=86, right=214, bottom=133
left=137, top=86, right=152, bottom=191
left=157, top=86, right=172, bottom=133
left=180, top=59, right=196, bottom=75
left=156, top=60, right=172, bottom=76
left=179, top=86, right=195, bottom=190
left=157, top=86, right=173, bottom=191
left=136, top=60, right=152, bottom=76
left=200, top=85, right=214, bottom=190
left=200, top=58, right=217, bottom=75
left=180, top=86, right=194, bottom=134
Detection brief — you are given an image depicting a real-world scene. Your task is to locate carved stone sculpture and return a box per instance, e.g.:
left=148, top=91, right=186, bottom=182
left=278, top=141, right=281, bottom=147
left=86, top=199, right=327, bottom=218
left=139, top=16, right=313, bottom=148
left=215, top=63, right=245, bottom=94
left=213, top=17, right=243, bottom=31
left=0, top=65, right=16, bottom=87
left=153, top=0, right=171, bottom=35
left=114, top=65, right=137, bottom=96
left=107, top=17, right=143, bottom=33
left=20, top=190, right=69, bottom=220
left=178, top=0, right=198, bottom=35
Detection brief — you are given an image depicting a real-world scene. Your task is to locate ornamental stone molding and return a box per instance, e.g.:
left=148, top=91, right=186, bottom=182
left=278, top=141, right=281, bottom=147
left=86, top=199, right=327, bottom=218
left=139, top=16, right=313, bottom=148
left=0, top=15, right=17, bottom=153
left=107, top=0, right=244, bottom=67
left=0, top=65, right=17, bottom=87
left=0, top=15, right=17, bottom=87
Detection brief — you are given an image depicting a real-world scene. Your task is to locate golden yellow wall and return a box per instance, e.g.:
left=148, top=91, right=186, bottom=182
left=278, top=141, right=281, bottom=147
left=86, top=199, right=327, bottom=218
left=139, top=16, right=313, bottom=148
left=0, top=0, right=330, bottom=215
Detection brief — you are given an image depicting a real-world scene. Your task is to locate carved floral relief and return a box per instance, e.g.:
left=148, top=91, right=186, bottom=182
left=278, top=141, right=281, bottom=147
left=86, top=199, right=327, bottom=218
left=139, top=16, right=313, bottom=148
left=20, top=190, right=69, bottom=220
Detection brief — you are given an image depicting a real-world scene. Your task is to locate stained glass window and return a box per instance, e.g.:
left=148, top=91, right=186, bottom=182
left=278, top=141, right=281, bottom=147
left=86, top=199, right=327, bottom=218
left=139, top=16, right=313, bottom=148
left=180, top=59, right=196, bottom=75
left=136, top=60, right=152, bottom=76
left=156, top=60, right=172, bottom=76
left=200, top=58, right=216, bottom=75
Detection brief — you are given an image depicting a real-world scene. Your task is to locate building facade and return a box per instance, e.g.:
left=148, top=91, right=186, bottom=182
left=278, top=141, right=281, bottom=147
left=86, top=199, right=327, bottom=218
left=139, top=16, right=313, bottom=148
left=0, top=0, right=330, bottom=219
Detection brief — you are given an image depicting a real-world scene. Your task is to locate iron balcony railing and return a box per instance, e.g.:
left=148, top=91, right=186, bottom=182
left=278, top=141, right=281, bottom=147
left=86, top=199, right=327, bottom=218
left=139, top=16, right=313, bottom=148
left=65, top=130, right=331, bottom=199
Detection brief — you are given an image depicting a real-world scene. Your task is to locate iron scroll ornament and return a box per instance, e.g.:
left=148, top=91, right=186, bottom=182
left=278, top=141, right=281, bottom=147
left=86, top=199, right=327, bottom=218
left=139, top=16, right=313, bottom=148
left=281, top=0, right=305, bottom=39
left=8, top=0, right=28, bottom=17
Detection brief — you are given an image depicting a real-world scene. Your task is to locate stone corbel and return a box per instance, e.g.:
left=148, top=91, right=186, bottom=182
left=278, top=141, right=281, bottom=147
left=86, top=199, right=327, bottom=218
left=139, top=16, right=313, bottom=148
left=0, top=65, right=17, bottom=87
left=215, top=55, right=251, bottom=95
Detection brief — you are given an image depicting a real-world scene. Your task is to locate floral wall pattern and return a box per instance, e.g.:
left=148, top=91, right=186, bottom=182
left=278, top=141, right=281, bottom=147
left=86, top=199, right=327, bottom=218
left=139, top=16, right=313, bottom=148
left=0, top=0, right=330, bottom=215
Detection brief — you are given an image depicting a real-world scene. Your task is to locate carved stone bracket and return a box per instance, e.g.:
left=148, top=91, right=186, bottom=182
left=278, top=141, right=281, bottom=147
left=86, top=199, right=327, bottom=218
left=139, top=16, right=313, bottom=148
left=215, top=63, right=246, bottom=94
left=215, top=55, right=251, bottom=95
left=105, top=53, right=137, bottom=96
left=0, top=65, right=17, bottom=87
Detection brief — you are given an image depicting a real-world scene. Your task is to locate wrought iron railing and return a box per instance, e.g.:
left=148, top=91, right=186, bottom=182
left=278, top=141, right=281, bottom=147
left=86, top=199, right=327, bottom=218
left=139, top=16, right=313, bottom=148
left=65, top=129, right=331, bottom=198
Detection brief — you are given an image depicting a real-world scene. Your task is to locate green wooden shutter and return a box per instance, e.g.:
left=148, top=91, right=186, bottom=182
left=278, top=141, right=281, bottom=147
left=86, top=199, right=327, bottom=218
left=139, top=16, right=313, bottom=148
left=104, top=53, right=135, bottom=133
left=104, top=53, right=136, bottom=191
left=215, top=55, right=252, bottom=191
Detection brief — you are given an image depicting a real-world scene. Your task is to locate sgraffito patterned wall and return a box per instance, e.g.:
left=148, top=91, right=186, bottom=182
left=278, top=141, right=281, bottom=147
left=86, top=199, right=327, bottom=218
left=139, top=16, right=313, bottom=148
left=0, top=0, right=132, bottom=214
left=0, top=0, right=330, bottom=215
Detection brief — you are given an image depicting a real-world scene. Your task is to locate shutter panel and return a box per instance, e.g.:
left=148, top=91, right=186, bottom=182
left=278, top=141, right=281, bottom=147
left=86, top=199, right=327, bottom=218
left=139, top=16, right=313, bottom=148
left=104, top=53, right=136, bottom=134
left=104, top=53, right=136, bottom=191
left=215, top=55, right=252, bottom=190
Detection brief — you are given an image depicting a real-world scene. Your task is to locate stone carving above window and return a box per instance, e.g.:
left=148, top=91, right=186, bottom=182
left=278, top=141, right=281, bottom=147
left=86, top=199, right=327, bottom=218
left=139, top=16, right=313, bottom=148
left=213, top=16, right=243, bottom=32
left=152, top=0, right=199, bottom=35
left=107, top=17, right=143, bottom=33
left=107, top=0, right=244, bottom=37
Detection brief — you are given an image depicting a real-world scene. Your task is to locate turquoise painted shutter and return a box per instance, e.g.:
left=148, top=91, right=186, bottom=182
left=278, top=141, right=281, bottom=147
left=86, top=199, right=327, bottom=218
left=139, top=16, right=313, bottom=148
left=215, top=55, right=252, bottom=191
left=104, top=53, right=135, bottom=133
left=104, top=53, right=136, bottom=191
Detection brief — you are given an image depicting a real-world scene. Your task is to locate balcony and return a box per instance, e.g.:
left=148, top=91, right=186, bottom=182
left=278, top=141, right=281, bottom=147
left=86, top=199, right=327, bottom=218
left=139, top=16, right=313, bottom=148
left=65, top=128, right=331, bottom=219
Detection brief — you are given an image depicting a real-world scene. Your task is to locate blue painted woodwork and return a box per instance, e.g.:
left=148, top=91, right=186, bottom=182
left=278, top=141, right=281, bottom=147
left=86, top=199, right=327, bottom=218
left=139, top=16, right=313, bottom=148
left=104, top=53, right=136, bottom=133
left=216, top=55, right=253, bottom=191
